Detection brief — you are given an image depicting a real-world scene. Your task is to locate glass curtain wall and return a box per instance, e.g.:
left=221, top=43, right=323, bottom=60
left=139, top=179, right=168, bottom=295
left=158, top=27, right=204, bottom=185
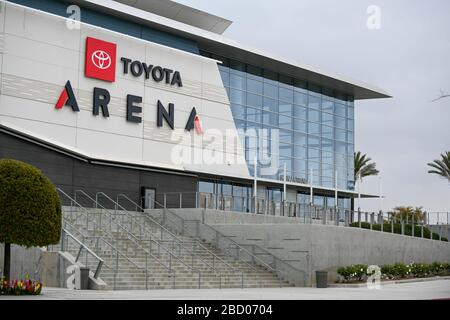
left=200, top=51, right=355, bottom=192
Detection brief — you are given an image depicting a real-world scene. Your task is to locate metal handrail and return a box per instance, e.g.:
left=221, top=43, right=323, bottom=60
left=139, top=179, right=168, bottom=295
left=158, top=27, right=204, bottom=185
left=89, top=191, right=202, bottom=278
left=58, top=189, right=177, bottom=289
left=117, top=194, right=244, bottom=276
left=61, top=219, right=140, bottom=271
left=150, top=197, right=291, bottom=283
left=149, top=192, right=310, bottom=285
left=60, top=228, right=104, bottom=279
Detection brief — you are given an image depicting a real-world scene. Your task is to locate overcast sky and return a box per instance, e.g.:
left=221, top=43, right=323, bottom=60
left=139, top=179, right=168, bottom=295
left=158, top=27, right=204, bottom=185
left=178, top=0, right=450, bottom=212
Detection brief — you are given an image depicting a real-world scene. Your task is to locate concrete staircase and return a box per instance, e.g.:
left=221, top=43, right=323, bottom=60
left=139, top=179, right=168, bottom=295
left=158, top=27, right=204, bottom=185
left=61, top=203, right=291, bottom=290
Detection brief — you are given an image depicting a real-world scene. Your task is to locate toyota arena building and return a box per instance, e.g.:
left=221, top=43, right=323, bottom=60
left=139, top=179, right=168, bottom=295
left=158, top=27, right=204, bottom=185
left=0, top=0, right=390, bottom=215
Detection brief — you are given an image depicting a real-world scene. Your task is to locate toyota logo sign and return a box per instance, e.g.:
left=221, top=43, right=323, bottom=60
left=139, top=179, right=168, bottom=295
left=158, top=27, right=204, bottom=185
left=91, top=50, right=112, bottom=70
left=85, top=37, right=116, bottom=82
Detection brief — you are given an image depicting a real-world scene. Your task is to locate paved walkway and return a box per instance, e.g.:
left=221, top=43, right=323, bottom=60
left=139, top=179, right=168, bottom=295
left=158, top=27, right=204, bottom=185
left=1, top=280, right=449, bottom=300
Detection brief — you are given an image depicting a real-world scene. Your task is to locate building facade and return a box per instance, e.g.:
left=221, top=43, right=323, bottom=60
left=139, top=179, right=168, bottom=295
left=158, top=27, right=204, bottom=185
left=0, top=0, right=389, bottom=214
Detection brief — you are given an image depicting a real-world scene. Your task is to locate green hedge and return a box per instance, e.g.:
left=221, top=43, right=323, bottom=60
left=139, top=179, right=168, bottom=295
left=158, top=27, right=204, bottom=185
left=0, top=159, right=61, bottom=247
left=337, top=262, right=450, bottom=283
left=349, top=222, right=448, bottom=242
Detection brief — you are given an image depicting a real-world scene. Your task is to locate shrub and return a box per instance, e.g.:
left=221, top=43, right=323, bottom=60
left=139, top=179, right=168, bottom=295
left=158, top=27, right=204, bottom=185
left=0, top=159, right=62, bottom=247
left=337, top=264, right=368, bottom=282
left=337, top=261, right=450, bottom=283
left=0, top=159, right=62, bottom=279
left=349, top=222, right=448, bottom=241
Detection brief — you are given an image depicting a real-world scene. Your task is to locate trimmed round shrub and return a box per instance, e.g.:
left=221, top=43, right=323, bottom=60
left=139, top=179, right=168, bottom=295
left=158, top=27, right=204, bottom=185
left=0, top=159, right=61, bottom=247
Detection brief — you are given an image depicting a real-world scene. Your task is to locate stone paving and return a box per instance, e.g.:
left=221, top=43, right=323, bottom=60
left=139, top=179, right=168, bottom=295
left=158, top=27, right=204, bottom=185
left=0, top=280, right=449, bottom=300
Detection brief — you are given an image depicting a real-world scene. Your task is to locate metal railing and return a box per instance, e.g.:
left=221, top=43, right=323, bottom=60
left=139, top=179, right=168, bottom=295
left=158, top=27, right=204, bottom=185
left=75, top=190, right=198, bottom=277
left=58, top=189, right=180, bottom=289
left=154, top=191, right=448, bottom=242
left=117, top=194, right=245, bottom=288
left=146, top=196, right=306, bottom=286
left=59, top=228, right=104, bottom=279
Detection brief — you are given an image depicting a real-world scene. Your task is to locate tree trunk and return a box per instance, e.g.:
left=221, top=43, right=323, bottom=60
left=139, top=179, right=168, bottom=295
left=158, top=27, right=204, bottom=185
left=3, top=242, right=10, bottom=280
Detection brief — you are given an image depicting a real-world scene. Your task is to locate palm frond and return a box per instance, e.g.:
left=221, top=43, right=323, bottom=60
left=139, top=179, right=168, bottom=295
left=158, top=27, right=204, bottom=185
left=427, top=152, right=450, bottom=182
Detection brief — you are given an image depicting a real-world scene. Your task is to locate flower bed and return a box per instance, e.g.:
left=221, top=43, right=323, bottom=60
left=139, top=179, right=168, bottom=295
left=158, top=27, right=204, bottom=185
left=0, top=277, right=42, bottom=295
left=337, top=262, right=450, bottom=283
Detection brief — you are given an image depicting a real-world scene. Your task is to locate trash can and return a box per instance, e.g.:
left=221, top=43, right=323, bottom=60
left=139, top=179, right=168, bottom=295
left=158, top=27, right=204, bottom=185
left=316, top=270, right=328, bottom=288
left=75, top=267, right=90, bottom=290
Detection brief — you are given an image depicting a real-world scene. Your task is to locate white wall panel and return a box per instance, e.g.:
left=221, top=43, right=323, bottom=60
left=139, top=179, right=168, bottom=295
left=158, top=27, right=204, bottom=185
left=0, top=2, right=250, bottom=178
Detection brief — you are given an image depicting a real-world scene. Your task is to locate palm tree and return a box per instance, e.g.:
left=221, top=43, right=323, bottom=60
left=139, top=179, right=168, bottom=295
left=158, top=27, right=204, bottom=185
left=352, top=151, right=379, bottom=213
left=427, top=151, right=450, bottom=183
left=354, top=151, right=379, bottom=182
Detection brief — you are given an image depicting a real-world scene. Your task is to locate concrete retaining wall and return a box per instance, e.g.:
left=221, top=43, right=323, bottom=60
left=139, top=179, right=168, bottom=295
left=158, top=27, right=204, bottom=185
left=0, top=244, right=106, bottom=289
left=148, top=209, right=450, bottom=286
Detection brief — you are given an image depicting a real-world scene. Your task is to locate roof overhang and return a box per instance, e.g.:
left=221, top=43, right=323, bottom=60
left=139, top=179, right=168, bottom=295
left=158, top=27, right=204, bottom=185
left=113, top=0, right=233, bottom=34
left=67, top=0, right=391, bottom=100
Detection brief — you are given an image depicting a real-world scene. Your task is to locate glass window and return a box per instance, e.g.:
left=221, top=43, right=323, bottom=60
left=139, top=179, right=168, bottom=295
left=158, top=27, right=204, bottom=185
left=335, top=128, right=347, bottom=141
left=348, top=107, right=354, bottom=119
left=308, top=135, right=320, bottom=149
left=293, top=159, right=307, bottom=173
left=293, top=132, right=307, bottom=146
left=263, top=97, right=278, bottom=113
left=293, top=118, right=307, bottom=132
left=247, top=93, right=263, bottom=109
left=308, top=148, right=320, bottom=161
left=263, top=82, right=278, bottom=99
left=279, top=87, right=293, bottom=102
left=235, top=119, right=246, bottom=131
left=247, top=78, right=263, bottom=95
left=322, top=125, right=334, bottom=139
left=322, top=112, right=333, bottom=126
left=293, top=145, right=307, bottom=158
left=231, top=104, right=245, bottom=120
left=279, top=103, right=292, bottom=116
left=322, top=151, right=334, bottom=164
left=279, top=115, right=292, bottom=129
left=262, top=111, right=278, bottom=126
left=230, top=89, right=246, bottom=104
left=335, top=103, right=346, bottom=117
left=313, top=195, right=324, bottom=206
left=293, top=105, right=307, bottom=119
left=322, top=99, right=334, bottom=113
left=347, top=131, right=354, bottom=144
left=199, top=180, right=215, bottom=193
left=322, top=164, right=334, bottom=179
left=335, top=116, right=346, bottom=129
left=336, top=154, right=346, bottom=167
left=279, top=158, right=293, bottom=173
left=294, top=91, right=307, bottom=106
left=308, top=109, right=320, bottom=122
left=220, top=70, right=229, bottom=87
left=279, top=143, right=292, bottom=157
left=335, top=142, right=347, bottom=155
left=222, top=182, right=232, bottom=195
left=308, top=95, right=321, bottom=109
left=321, top=139, right=334, bottom=153
left=230, top=73, right=246, bottom=90
left=347, top=119, right=354, bottom=131
left=279, top=130, right=293, bottom=144
left=308, top=122, right=320, bottom=135
left=246, top=107, right=261, bottom=123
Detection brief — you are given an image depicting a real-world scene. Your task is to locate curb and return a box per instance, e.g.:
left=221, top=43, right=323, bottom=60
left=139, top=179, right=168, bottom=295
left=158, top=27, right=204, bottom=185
left=327, top=276, right=450, bottom=288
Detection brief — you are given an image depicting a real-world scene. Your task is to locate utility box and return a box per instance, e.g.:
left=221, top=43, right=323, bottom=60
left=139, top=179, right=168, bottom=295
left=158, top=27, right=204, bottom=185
left=75, top=266, right=90, bottom=290
left=316, top=270, right=328, bottom=288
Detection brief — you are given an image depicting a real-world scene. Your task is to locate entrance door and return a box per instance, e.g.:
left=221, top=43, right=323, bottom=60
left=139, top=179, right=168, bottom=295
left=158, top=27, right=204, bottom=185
left=143, top=188, right=156, bottom=209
